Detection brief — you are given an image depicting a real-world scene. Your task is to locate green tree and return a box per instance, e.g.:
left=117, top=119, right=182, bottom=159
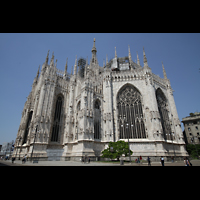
left=186, top=144, right=200, bottom=159
left=101, top=141, right=133, bottom=161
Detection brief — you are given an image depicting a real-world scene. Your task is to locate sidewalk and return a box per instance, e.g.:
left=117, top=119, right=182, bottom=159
left=0, top=159, right=118, bottom=166
left=1, top=159, right=200, bottom=166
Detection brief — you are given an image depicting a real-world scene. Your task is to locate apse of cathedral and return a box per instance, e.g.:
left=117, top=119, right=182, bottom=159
left=13, top=39, right=188, bottom=161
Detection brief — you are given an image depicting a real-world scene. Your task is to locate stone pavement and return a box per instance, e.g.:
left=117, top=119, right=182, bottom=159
left=1, top=159, right=200, bottom=166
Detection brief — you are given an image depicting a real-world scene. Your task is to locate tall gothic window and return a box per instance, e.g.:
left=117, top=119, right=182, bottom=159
left=117, top=84, right=146, bottom=139
left=51, top=96, right=63, bottom=142
left=22, top=111, right=33, bottom=144
left=156, top=88, right=171, bottom=140
left=94, top=99, right=101, bottom=139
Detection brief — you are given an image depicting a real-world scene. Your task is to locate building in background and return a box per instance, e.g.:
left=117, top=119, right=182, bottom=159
left=0, top=140, right=14, bottom=159
left=182, top=112, right=200, bottom=145
left=13, top=39, right=188, bottom=161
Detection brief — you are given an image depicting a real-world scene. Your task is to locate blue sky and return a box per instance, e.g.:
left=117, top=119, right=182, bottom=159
left=0, top=33, right=199, bottom=144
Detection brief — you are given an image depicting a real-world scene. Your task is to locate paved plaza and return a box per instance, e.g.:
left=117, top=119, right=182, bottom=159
left=1, top=159, right=200, bottom=166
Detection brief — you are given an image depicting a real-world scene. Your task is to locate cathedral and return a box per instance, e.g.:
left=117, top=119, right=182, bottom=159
left=13, top=39, right=188, bottom=161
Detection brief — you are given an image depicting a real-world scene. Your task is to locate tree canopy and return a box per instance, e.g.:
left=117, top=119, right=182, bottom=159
left=101, top=141, right=133, bottom=161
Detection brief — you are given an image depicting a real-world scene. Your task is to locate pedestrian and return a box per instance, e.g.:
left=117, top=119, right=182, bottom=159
left=12, top=157, right=15, bottom=164
left=88, top=157, right=90, bottom=164
left=147, top=156, right=151, bottom=166
left=160, top=156, right=164, bottom=166
left=185, top=157, right=191, bottom=166
left=137, top=157, right=140, bottom=163
left=22, top=156, right=25, bottom=164
left=171, top=156, right=174, bottom=163
left=22, top=154, right=27, bottom=164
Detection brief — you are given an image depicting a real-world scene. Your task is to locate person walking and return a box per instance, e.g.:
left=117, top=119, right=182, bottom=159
left=184, top=157, right=191, bottom=166
left=12, top=157, right=15, bottom=164
left=160, top=156, right=164, bottom=166
left=88, top=157, right=90, bottom=164
left=147, top=156, right=151, bottom=166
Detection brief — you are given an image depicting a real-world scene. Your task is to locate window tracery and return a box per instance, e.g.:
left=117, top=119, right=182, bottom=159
left=156, top=89, right=171, bottom=140
left=51, top=96, right=63, bottom=142
left=94, top=99, right=101, bottom=139
left=117, top=85, right=146, bottom=139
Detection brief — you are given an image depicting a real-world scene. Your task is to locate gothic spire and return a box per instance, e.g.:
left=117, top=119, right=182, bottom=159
left=50, top=52, right=54, bottom=67
left=64, top=58, right=68, bottom=76
left=128, top=45, right=132, bottom=61
left=162, top=62, right=167, bottom=79
left=36, top=65, right=40, bottom=79
left=115, top=47, right=117, bottom=58
left=137, top=51, right=140, bottom=66
left=74, top=55, right=77, bottom=75
left=45, top=50, right=50, bottom=65
left=143, top=47, right=148, bottom=67
left=84, top=56, right=88, bottom=77
left=71, top=66, right=73, bottom=75
left=55, top=59, right=57, bottom=68
left=106, top=54, right=108, bottom=65
left=91, top=38, right=97, bottom=64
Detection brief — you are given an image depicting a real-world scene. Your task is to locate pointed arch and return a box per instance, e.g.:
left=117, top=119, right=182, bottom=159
left=51, top=94, right=64, bottom=142
left=22, top=111, right=33, bottom=144
left=156, top=88, right=171, bottom=140
left=94, top=99, right=101, bottom=140
left=117, top=84, right=146, bottom=139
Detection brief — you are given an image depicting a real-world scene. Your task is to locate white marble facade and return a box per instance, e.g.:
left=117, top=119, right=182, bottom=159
left=13, top=39, right=188, bottom=161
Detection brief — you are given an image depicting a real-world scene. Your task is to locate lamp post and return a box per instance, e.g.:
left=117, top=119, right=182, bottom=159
left=126, top=122, right=131, bottom=163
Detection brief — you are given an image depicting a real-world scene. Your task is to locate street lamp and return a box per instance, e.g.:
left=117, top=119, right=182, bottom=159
left=126, top=122, right=131, bottom=163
